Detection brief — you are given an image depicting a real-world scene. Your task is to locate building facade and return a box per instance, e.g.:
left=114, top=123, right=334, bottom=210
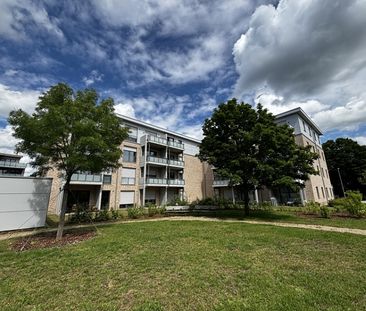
left=47, top=107, right=333, bottom=214
left=47, top=114, right=214, bottom=214
left=0, top=153, right=26, bottom=176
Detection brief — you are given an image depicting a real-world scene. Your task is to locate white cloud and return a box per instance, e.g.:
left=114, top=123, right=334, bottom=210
left=233, top=0, right=366, bottom=135
left=82, top=70, right=104, bottom=86
left=0, top=84, right=40, bottom=119
left=0, top=0, right=65, bottom=41
left=312, top=97, right=366, bottom=132
left=114, top=103, right=136, bottom=118
left=353, top=136, right=366, bottom=146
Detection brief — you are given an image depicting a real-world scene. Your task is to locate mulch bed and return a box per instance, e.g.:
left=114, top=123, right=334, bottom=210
left=10, top=229, right=97, bottom=252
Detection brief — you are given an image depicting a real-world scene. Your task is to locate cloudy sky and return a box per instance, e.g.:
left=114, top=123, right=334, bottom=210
left=1, top=0, right=366, bottom=168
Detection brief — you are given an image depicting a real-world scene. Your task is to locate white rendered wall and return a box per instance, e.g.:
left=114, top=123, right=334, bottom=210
left=0, top=177, right=52, bottom=232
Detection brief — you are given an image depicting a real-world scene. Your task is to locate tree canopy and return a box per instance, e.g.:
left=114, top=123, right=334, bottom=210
left=8, top=83, right=129, bottom=238
left=323, top=138, right=366, bottom=198
left=198, top=99, right=318, bottom=214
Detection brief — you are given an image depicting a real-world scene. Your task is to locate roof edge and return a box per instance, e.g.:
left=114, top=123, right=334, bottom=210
left=275, top=107, right=323, bottom=135
left=116, top=113, right=202, bottom=143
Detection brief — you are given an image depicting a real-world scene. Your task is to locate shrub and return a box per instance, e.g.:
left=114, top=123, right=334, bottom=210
left=304, top=201, right=320, bottom=214
left=249, top=201, right=272, bottom=211
left=343, top=191, right=365, bottom=217
left=328, top=198, right=346, bottom=212
left=168, top=196, right=189, bottom=206
left=147, top=204, right=158, bottom=217
left=94, top=210, right=110, bottom=222
left=328, top=191, right=366, bottom=217
left=127, top=207, right=144, bottom=219
left=69, top=206, right=93, bottom=224
left=197, top=197, right=216, bottom=206
left=320, top=206, right=331, bottom=218
left=111, top=209, right=120, bottom=220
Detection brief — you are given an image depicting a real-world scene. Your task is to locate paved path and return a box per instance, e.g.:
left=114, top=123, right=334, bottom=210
left=1, top=216, right=366, bottom=241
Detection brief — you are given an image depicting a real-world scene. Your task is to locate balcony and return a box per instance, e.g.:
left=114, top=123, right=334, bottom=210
left=213, top=179, right=230, bottom=187
left=146, top=135, right=168, bottom=146
left=140, top=178, right=185, bottom=187
left=168, top=179, right=185, bottom=186
left=168, top=159, right=184, bottom=167
left=141, top=177, right=168, bottom=186
left=144, top=155, right=168, bottom=166
left=168, top=140, right=184, bottom=150
left=70, top=173, right=102, bottom=185
left=0, top=160, right=27, bottom=169
left=141, top=135, right=184, bottom=150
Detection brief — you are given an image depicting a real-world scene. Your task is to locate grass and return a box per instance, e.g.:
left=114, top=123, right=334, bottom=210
left=173, top=209, right=366, bottom=230
left=1, top=221, right=366, bottom=310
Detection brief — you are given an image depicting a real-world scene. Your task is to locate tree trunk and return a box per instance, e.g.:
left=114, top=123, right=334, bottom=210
left=56, top=182, right=69, bottom=241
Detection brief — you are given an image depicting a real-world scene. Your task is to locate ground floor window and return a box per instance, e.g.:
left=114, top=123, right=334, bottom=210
left=119, top=191, right=135, bottom=208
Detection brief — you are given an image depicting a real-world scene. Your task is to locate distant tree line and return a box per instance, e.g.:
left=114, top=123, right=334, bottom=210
left=323, top=138, right=366, bottom=199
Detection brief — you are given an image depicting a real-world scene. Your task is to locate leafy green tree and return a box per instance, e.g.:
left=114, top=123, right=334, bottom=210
left=198, top=99, right=318, bottom=215
left=8, top=83, right=128, bottom=239
left=323, top=138, right=366, bottom=198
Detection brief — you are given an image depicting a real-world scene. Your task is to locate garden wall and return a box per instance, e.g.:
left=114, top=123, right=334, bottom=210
left=0, top=176, right=52, bottom=232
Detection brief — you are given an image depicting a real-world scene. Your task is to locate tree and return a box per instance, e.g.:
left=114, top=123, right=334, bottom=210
left=198, top=99, right=318, bottom=215
left=8, top=83, right=128, bottom=239
left=323, top=138, right=366, bottom=198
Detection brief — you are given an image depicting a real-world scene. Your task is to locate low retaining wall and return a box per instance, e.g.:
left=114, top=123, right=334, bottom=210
left=0, top=176, right=52, bottom=232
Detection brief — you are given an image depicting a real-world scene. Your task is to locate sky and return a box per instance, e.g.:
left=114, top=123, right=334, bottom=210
left=1, top=0, right=366, bottom=173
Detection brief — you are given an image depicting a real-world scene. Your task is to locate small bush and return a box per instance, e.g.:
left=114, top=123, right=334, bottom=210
left=328, top=191, right=366, bottom=217
left=320, top=206, right=331, bottom=218
left=127, top=207, right=144, bottom=219
left=304, top=201, right=320, bottom=214
left=147, top=204, right=158, bottom=217
left=343, top=191, right=366, bottom=217
left=111, top=209, right=120, bottom=220
left=249, top=201, right=272, bottom=211
left=69, top=206, right=93, bottom=224
left=168, top=196, right=189, bottom=206
left=94, top=210, right=110, bottom=222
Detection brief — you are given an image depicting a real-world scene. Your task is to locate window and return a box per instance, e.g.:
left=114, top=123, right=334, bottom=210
left=123, top=147, right=137, bottom=163
left=127, top=126, right=138, bottom=142
left=326, top=188, right=329, bottom=198
left=316, top=187, right=320, bottom=199
left=302, top=120, right=307, bottom=132
left=103, top=174, right=112, bottom=184
left=321, top=168, right=325, bottom=177
left=119, top=191, right=135, bottom=208
left=121, top=168, right=136, bottom=185
left=321, top=187, right=325, bottom=198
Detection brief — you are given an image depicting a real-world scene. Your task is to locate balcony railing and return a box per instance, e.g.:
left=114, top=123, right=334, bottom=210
left=0, top=160, right=27, bottom=169
left=213, top=179, right=230, bottom=187
left=144, top=178, right=168, bottom=185
left=146, top=155, right=168, bottom=165
left=147, top=135, right=167, bottom=145
left=168, top=159, right=184, bottom=167
left=71, top=173, right=102, bottom=183
left=142, top=135, right=184, bottom=150
left=140, top=178, right=185, bottom=186
left=121, top=177, right=136, bottom=185
left=168, top=179, right=185, bottom=186
left=168, top=140, right=184, bottom=149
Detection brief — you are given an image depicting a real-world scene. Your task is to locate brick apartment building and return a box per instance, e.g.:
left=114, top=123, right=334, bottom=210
left=47, top=107, right=333, bottom=214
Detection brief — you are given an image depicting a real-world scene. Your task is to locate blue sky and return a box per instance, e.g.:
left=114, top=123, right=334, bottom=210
left=1, top=0, right=366, bottom=165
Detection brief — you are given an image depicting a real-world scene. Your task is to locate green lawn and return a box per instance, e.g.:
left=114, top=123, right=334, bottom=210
left=1, top=221, right=366, bottom=310
left=179, top=209, right=366, bottom=230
